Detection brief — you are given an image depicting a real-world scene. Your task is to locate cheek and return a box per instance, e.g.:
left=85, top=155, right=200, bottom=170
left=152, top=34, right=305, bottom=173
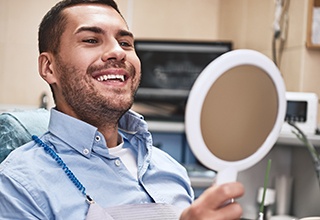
left=133, top=61, right=141, bottom=85
left=70, top=55, right=93, bottom=70
left=60, top=46, right=97, bottom=69
left=132, top=54, right=141, bottom=76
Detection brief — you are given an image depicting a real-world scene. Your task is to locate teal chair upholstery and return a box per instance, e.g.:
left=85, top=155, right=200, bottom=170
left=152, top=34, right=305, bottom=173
left=0, top=108, right=50, bottom=162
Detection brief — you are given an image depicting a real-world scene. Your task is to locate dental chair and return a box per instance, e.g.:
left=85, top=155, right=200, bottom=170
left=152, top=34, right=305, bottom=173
left=0, top=108, right=50, bottom=162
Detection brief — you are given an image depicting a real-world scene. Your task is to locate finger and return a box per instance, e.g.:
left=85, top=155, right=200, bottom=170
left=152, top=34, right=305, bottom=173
left=214, top=202, right=243, bottom=220
left=199, top=182, right=244, bottom=209
left=180, top=201, right=243, bottom=220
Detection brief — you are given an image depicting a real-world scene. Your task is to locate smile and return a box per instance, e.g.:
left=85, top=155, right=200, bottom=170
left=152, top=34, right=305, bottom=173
left=96, top=74, right=125, bottom=82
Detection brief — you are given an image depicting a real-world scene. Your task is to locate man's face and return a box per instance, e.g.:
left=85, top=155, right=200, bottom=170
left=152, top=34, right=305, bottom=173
left=49, top=4, right=141, bottom=126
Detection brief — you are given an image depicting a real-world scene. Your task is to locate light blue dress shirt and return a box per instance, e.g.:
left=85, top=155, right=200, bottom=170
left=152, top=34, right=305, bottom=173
left=0, top=109, right=194, bottom=219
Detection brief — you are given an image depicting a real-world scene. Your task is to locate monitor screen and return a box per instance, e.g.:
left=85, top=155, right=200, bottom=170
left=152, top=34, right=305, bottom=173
left=285, top=101, right=307, bottom=122
left=132, top=40, right=232, bottom=121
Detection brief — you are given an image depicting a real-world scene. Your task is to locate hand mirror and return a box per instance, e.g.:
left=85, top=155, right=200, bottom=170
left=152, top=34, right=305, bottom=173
left=185, top=49, right=286, bottom=185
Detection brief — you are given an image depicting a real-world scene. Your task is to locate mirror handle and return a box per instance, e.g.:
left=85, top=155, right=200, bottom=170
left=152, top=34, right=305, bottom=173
left=214, top=166, right=238, bottom=185
left=214, top=167, right=238, bottom=207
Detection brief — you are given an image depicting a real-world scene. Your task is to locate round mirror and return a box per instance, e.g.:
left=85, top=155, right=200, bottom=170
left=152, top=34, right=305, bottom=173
left=185, top=49, right=286, bottom=184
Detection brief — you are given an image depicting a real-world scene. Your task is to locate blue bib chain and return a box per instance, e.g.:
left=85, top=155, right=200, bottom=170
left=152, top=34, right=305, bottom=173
left=32, top=135, right=94, bottom=204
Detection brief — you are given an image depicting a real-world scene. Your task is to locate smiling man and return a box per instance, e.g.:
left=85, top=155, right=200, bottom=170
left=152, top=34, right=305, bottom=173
left=0, top=0, right=244, bottom=219
left=38, top=2, right=141, bottom=147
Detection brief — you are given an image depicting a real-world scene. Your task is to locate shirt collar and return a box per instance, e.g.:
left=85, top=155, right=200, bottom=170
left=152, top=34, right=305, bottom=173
left=48, top=109, right=98, bottom=157
left=118, top=110, right=148, bottom=136
left=47, top=109, right=149, bottom=157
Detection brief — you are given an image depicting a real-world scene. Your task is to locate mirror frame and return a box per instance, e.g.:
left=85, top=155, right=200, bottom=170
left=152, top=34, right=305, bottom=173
left=185, top=49, right=286, bottom=175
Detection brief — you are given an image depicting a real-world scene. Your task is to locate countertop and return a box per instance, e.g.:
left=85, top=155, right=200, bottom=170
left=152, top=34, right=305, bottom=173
left=146, top=120, right=320, bottom=147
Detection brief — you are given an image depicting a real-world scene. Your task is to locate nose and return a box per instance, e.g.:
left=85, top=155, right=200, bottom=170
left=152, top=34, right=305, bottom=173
left=101, top=40, right=126, bottom=62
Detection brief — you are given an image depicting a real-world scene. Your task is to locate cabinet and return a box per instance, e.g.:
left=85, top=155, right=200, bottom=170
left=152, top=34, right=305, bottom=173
left=306, top=0, right=320, bottom=48
left=151, top=131, right=215, bottom=198
left=151, top=131, right=197, bottom=165
left=152, top=132, right=185, bottom=163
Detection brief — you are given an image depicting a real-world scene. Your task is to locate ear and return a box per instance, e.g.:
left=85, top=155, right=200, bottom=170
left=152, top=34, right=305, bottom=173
left=38, top=52, right=57, bottom=84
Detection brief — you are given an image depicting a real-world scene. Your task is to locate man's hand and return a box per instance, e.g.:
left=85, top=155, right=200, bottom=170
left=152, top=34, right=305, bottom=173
left=180, top=182, right=244, bottom=220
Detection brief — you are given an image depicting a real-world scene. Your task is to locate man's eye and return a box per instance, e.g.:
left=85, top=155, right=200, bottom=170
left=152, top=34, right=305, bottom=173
left=83, top=39, right=98, bottom=44
left=119, top=41, right=132, bottom=47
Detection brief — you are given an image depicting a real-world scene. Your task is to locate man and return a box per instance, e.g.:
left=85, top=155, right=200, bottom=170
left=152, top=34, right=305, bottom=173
left=0, top=0, right=244, bottom=219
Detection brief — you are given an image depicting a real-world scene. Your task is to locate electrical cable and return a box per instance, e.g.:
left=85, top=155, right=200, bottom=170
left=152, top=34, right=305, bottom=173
left=272, top=0, right=290, bottom=68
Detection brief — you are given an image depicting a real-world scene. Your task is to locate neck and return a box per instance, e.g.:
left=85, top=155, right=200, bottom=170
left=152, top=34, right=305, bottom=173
left=98, top=125, right=121, bottom=148
left=55, top=105, right=122, bottom=148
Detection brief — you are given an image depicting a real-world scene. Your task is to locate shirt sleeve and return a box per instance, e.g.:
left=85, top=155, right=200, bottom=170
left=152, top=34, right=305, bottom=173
left=0, top=171, right=49, bottom=220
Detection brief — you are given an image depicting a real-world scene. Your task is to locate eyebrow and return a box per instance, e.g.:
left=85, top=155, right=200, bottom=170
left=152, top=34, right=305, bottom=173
left=75, top=26, right=105, bottom=35
left=117, top=29, right=134, bottom=38
left=75, top=26, right=134, bottom=38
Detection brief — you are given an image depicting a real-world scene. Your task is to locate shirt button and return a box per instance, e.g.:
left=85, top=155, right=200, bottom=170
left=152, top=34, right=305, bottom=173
left=83, top=148, right=90, bottom=155
left=95, top=136, right=101, bottom=142
left=115, top=159, right=121, bottom=167
left=140, top=201, right=148, bottom=204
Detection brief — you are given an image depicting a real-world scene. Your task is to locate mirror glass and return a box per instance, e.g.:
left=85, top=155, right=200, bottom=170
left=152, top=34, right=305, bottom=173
left=200, top=65, right=278, bottom=161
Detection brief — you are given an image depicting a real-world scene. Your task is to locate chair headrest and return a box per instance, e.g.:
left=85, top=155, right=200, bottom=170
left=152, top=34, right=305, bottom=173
left=0, top=108, right=50, bottom=162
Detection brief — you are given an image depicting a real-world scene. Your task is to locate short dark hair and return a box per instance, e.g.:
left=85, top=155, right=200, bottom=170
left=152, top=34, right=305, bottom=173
left=38, top=0, right=122, bottom=55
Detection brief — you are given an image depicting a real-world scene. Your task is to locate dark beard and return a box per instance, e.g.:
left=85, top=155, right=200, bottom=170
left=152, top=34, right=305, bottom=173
left=56, top=57, right=138, bottom=128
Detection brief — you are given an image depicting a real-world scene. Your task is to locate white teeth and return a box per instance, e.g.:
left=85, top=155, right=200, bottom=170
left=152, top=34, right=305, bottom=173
left=96, top=74, right=125, bottom=82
